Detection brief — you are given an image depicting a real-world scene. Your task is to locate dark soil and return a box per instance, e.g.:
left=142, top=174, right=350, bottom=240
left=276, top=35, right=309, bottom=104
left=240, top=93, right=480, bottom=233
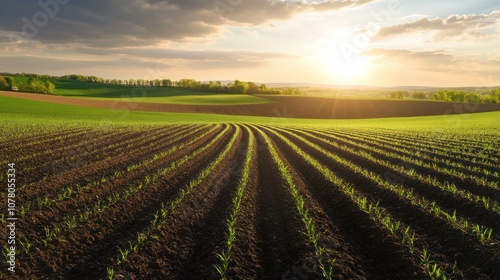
left=3, top=123, right=499, bottom=280
left=3, top=90, right=500, bottom=119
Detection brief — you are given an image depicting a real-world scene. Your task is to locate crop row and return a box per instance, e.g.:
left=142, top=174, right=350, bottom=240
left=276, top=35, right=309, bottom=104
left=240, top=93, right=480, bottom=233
left=106, top=125, right=241, bottom=279
left=214, top=125, right=255, bottom=279
left=3, top=122, right=498, bottom=279
left=331, top=127, right=500, bottom=169
left=13, top=125, right=210, bottom=220
left=334, top=128, right=500, bottom=179
left=269, top=126, right=496, bottom=244
left=22, top=125, right=229, bottom=251
left=259, top=125, right=454, bottom=279
left=299, top=127, right=500, bottom=213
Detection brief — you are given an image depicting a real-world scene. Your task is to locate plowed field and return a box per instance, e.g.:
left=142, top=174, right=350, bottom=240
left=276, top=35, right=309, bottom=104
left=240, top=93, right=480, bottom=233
left=3, top=91, right=500, bottom=119
left=1, top=124, right=499, bottom=279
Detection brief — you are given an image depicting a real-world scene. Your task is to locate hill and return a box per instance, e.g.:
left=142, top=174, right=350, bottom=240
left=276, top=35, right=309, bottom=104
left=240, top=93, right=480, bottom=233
left=52, top=79, right=272, bottom=105
left=3, top=90, right=500, bottom=119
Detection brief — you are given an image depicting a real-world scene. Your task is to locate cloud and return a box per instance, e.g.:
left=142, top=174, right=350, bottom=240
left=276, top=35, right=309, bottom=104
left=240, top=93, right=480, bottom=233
left=0, top=45, right=289, bottom=76
left=365, top=48, right=500, bottom=76
left=77, top=47, right=293, bottom=70
left=375, top=10, right=500, bottom=40
left=0, top=0, right=375, bottom=48
left=0, top=35, right=17, bottom=43
left=362, top=48, right=500, bottom=86
left=0, top=55, right=171, bottom=72
left=366, top=49, right=456, bottom=71
left=220, top=0, right=375, bottom=24
left=76, top=46, right=290, bottom=61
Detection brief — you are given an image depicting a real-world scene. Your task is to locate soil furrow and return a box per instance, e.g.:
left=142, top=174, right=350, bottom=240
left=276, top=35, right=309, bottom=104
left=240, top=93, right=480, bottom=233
left=334, top=129, right=500, bottom=181
left=250, top=126, right=319, bottom=279
left=17, top=125, right=220, bottom=243
left=226, top=125, right=263, bottom=279
left=17, top=124, right=235, bottom=278
left=259, top=125, right=426, bottom=279
left=14, top=128, right=156, bottom=186
left=330, top=128, right=500, bottom=173
left=19, top=124, right=191, bottom=187
left=122, top=124, right=246, bottom=279
left=271, top=126, right=500, bottom=279
left=15, top=124, right=203, bottom=204
left=288, top=127, right=500, bottom=231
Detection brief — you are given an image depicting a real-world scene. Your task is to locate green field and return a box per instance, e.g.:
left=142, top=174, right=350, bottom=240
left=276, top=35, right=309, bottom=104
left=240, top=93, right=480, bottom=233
left=2, top=95, right=499, bottom=133
left=1, top=94, right=499, bottom=279
left=52, top=80, right=273, bottom=105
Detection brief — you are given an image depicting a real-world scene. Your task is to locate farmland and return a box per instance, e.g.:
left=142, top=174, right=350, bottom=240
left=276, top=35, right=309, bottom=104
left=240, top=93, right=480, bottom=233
left=1, top=94, right=499, bottom=279
left=3, top=0, right=500, bottom=279
left=4, top=89, right=500, bottom=120
left=52, top=79, right=273, bottom=105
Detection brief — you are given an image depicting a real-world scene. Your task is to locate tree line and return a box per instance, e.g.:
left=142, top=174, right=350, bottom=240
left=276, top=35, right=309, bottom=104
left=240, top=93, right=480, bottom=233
left=388, top=89, right=500, bottom=104
left=174, top=78, right=303, bottom=95
left=59, top=74, right=303, bottom=95
left=1, top=72, right=305, bottom=95
left=0, top=76, right=55, bottom=94
left=6, top=72, right=497, bottom=101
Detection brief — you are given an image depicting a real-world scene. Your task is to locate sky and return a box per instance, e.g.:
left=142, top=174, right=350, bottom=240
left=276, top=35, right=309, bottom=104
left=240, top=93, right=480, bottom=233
left=0, top=0, right=499, bottom=87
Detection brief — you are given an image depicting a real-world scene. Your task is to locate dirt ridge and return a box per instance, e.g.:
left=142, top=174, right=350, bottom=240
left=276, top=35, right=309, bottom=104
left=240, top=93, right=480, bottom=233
left=4, top=90, right=500, bottom=119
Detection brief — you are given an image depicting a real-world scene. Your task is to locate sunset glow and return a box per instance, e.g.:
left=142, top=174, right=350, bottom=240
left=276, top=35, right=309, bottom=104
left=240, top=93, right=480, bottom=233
left=0, top=1, right=499, bottom=87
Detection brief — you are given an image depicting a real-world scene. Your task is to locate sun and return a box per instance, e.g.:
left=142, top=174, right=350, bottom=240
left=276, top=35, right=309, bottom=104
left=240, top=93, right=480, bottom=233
left=321, top=50, right=371, bottom=81
left=315, top=31, right=372, bottom=81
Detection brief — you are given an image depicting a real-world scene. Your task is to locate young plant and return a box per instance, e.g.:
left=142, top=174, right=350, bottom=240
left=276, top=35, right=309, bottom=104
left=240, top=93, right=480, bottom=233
left=214, top=251, right=231, bottom=279
left=110, top=125, right=240, bottom=274
left=19, top=238, right=32, bottom=254
left=255, top=126, right=336, bottom=279
left=106, top=267, right=115, bottom=280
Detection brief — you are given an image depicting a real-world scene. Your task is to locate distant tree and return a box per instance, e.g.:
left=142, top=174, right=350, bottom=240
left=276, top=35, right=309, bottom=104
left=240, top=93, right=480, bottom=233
left=228, top=80, right=249, bottom=94
left=4, top=77, right=14, bottom=89
left=16, top=77, right=54, bottom=94
left=412, top=92, right=427, bottom=100
left=389, top=91, right=405, bottom=99
left=274, top=87, right=304, bottom=95
left=430, top=89, right=492, bottom=103
left=247, top=82, right=260, bottom=94
left=464, top=92, right=480, bottom=103
left=207, top=81, right=217, bottom=92
left=161, top=79, right=172, bottom=87
left=432, top=90, right=450, bottom=101
left=490, top=89, right=500, bottom=103
left=0, top=77, right=9, bottom=90
left=177, top=79, right=198, bottom=89
left=259, top=84, right=267, bottom=92
left=45, top=80, right=55, bottom=93
left=449, top=90, right=466, bottom=102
